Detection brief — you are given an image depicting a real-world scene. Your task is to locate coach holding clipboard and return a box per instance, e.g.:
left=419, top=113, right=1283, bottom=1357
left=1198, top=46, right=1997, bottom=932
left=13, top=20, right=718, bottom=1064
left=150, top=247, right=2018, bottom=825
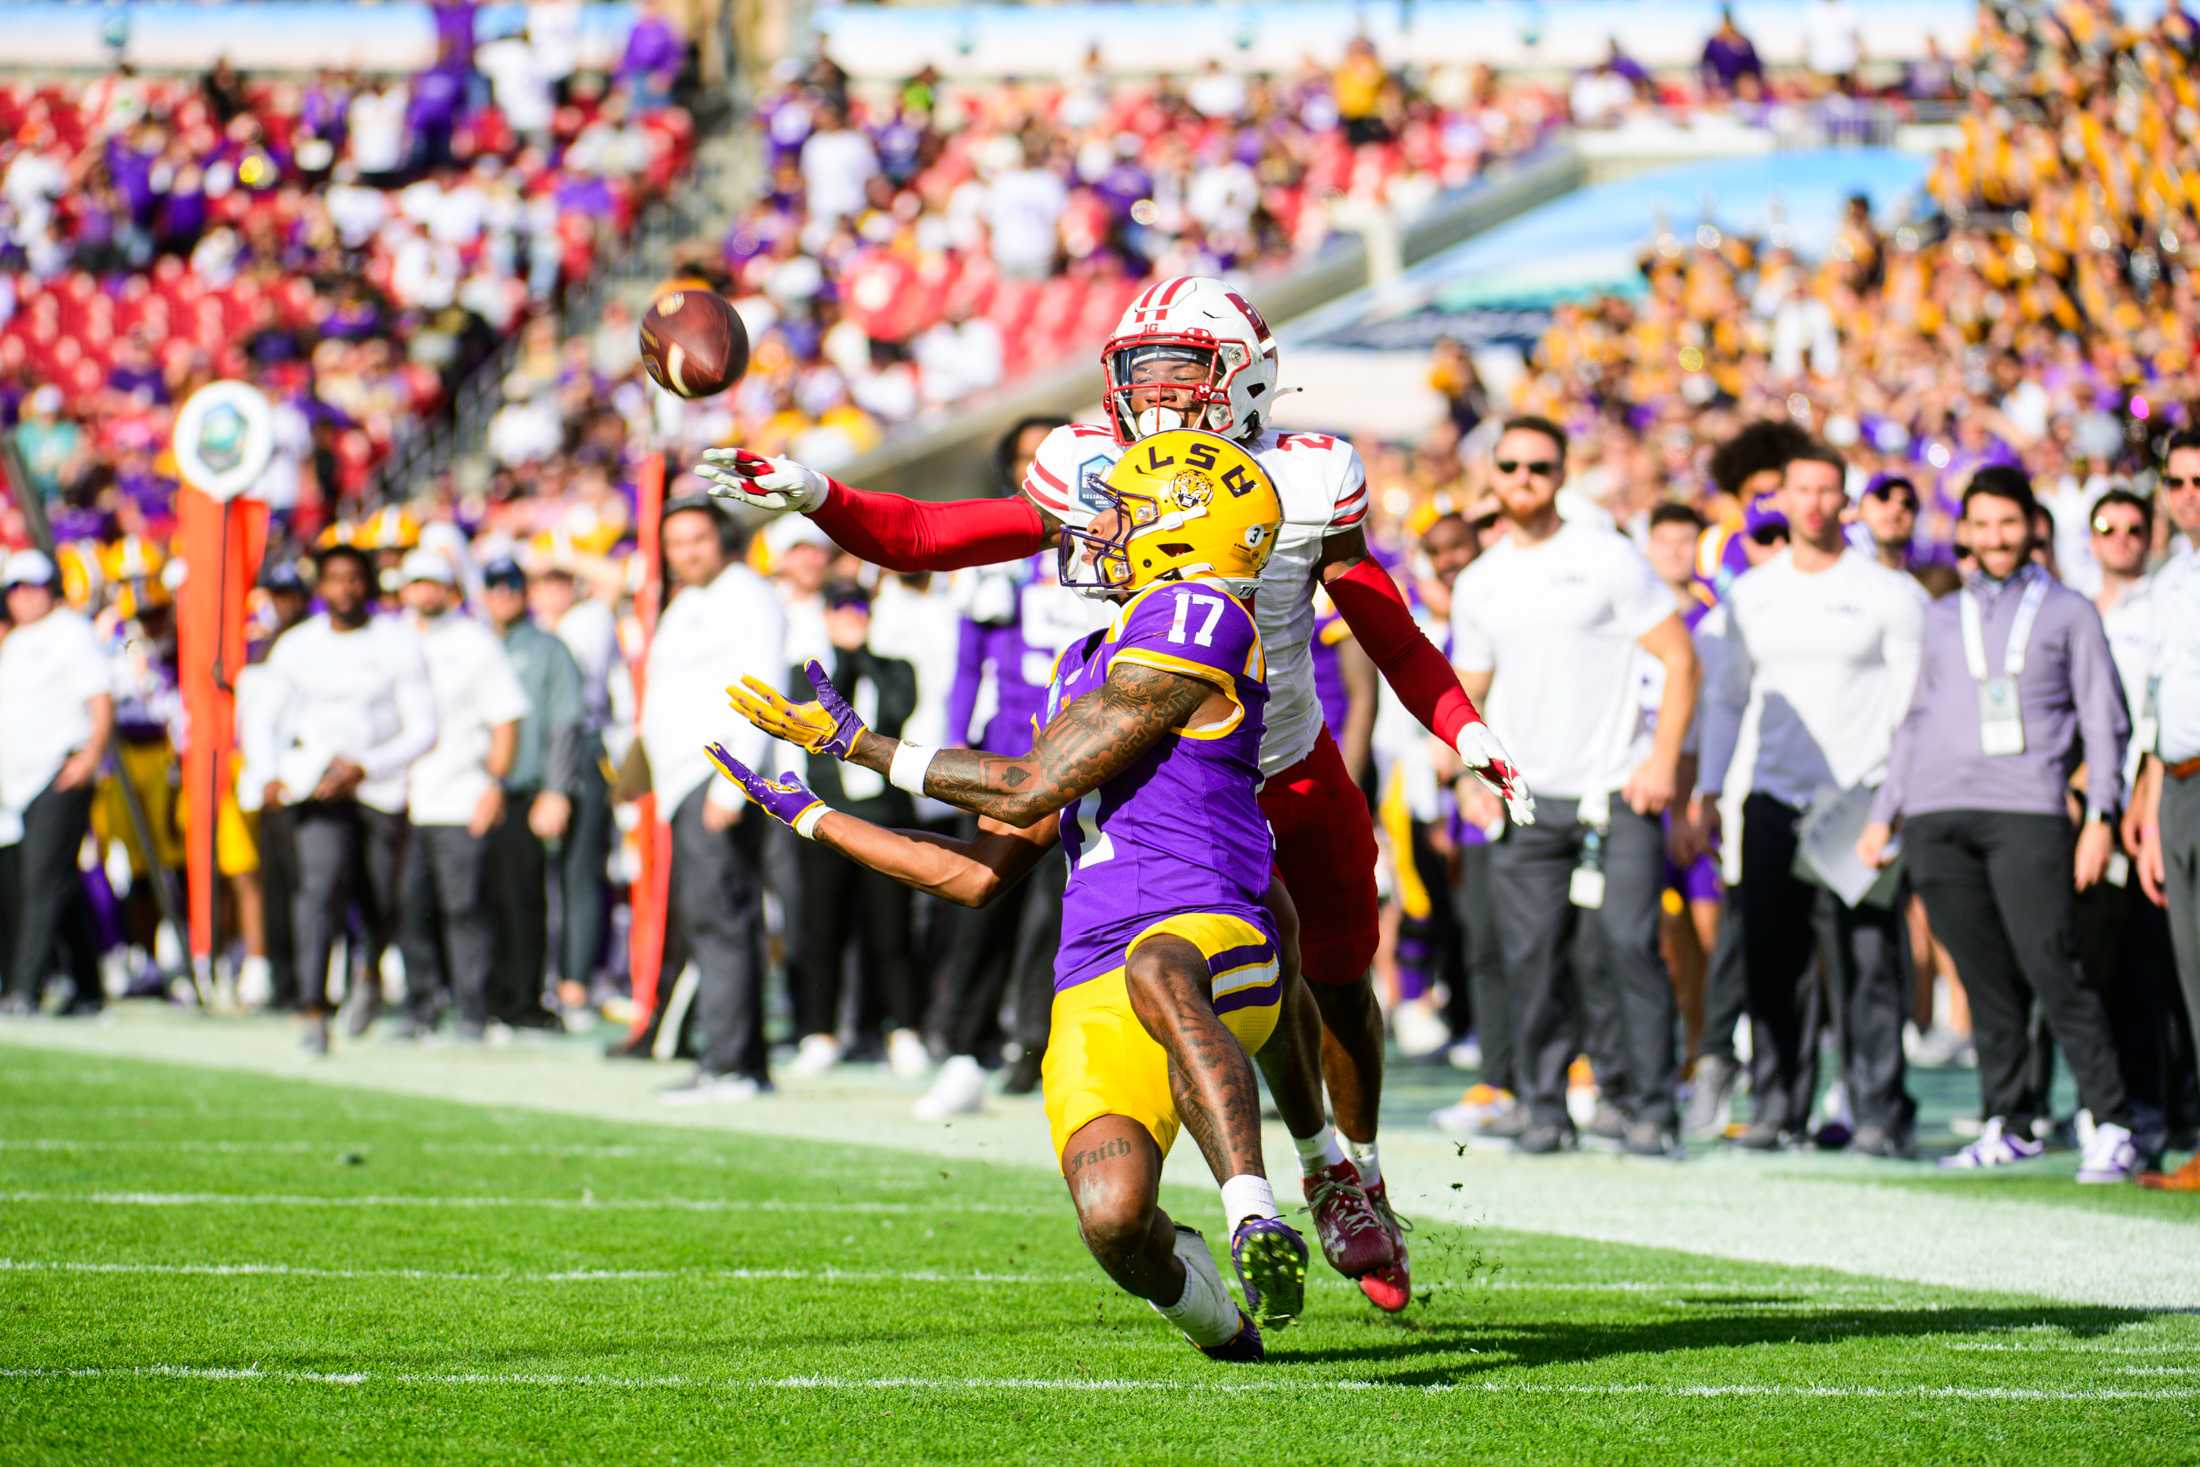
left=1859, top=466, right=2137, bottom=1183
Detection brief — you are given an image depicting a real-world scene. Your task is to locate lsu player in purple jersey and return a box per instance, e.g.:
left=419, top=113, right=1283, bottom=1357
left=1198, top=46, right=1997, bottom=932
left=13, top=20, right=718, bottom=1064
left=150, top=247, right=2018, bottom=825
left=698, top=274, right=1534, bottom=1314
left=705, top=431, right=1320, bottom=1362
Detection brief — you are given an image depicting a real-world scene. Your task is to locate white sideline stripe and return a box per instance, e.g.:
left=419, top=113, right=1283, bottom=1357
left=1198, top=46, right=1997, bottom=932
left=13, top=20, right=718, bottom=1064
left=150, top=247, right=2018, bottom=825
left=0, top=1190, right=1047, bottom=1216
left=0, top=1259, right=1069, bottom=1286
left=0, top=1258, right=1914, bottom=1298
left=0, top=1365, right=2192, bottom=1403
left=0, top=1138, right=704, bottom=1159
left=1949, top=1341, right=2191, bottom=1355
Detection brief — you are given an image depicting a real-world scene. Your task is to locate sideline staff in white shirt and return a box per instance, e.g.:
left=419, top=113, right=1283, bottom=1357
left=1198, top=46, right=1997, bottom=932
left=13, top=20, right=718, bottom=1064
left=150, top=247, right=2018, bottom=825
left=2126, top=431, right=2200, bottom=1189
left=393, top=549, right=529, bottom=1040
left=1450, top=416, right=1700, bottom=1155
left=2080, top=489, right=2183, bottom=1146
left=0, top=549, right=112, bottom=1014
left=639, top=496, right=787, bottom=1101
left=256, top=544, right=437, bottom=1053
left=1695, top=441, right=1927, bottom=1154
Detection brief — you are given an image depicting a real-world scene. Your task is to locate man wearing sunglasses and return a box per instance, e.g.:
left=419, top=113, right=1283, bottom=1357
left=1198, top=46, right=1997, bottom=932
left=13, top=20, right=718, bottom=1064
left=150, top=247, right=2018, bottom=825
left=2085, top=488, right=2193, bottom=1171
left=1856, top=473, right=1925, bottom=578
left=1449, top=416, right=1701, bottom=1157
left=2126, top=431, right=2200, bottom=1189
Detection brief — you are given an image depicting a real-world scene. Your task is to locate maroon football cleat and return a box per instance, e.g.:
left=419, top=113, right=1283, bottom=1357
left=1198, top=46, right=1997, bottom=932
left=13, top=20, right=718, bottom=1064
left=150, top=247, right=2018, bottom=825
left=1301, top=1160, right=1396, bottom=1278
left=1356, top=1177, right=1412, bottom=1313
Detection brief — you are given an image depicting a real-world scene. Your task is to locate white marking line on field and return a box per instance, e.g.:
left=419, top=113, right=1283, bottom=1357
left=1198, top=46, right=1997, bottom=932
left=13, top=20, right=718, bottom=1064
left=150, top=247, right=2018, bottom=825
left=0, top=1258, right=1070, bottom=1286
left=1949, top=1341, right=2193, bottom=1356
left=0, top=1365, right=2193, bottom=1403
left=0, top=1138, right=733, bottom=1159
left=0, top=1190, right=1047, bottom=1216
left=0, top=1258, right=1921, bottom=1299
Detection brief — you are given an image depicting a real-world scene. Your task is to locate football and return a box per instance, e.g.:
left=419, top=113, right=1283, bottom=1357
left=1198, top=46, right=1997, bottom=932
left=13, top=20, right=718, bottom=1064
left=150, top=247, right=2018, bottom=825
left=639, top=287, right=749, bottom=398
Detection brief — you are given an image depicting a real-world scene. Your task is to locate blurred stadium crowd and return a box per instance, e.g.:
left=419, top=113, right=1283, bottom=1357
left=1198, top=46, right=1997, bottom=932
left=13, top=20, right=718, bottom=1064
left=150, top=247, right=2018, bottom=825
left=3, top=0, right=2199, bottom=1187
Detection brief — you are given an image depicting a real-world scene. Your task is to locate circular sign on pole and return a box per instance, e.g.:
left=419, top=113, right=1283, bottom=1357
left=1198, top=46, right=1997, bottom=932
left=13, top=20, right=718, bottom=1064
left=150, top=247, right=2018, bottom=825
left=173, top=380, right=275, bottom=502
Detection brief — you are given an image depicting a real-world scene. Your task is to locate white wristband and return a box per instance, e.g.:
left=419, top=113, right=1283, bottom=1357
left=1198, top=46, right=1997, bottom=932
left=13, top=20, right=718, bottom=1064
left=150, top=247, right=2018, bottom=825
left=791, top=802, right=828, bottom=840
left=888, top=740, right=937, bottom=797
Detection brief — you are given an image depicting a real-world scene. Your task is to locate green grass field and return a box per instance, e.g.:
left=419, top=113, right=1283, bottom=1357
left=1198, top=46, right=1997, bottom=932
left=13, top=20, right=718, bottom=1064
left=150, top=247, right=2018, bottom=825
left=3, top=1029, right=2197, bottom=1464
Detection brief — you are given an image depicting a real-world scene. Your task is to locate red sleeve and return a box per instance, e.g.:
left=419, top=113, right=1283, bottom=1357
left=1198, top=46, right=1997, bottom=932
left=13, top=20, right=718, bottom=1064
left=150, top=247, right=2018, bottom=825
left=1325, top=556, right=1482, bottom=745
left=809, top=477, right=1050, bottom=573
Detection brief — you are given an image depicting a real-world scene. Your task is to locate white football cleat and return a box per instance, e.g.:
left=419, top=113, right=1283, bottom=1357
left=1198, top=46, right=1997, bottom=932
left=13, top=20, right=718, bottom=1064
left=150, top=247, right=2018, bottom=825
left=887, top=1028, right=931, bottom=1081
left=2076, top=1121, right=2138, bottom=1184
left=914, top=1054, right=988, bottom=1120
left=787, top=1033, right=843, bottom=1077
left=1391, top=1000, right=1451, bottom=1059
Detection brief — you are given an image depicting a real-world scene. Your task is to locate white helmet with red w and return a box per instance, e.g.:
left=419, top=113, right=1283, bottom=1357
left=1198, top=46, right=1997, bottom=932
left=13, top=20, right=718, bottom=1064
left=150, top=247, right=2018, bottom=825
left=1100, top=275, right=1279, bottom=445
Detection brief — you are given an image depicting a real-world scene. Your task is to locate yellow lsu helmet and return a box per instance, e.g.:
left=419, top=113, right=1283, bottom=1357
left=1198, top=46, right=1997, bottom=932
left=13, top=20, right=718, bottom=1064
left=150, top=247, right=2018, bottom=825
left=359, top=506, right=422, bottom=552
left=56, top=540, right=105, bottom=610
left=1059, top=429, right=1283, bottom=601
left=105, top=535, right=172, bottom=618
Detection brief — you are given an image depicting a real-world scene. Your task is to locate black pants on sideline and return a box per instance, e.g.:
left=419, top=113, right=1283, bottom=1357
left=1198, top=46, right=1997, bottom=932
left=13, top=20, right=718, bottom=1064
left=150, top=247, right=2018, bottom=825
left=553, top=759, right=612, bottom=988
left=1696, top=886, right=1748, bottom=1066
left=1738, top=793, right=1913, bottom=1138
left=288, top=801, right=406, bottom=1013
left=1906, top=809, right=2130, bottom=1132
left=661, top=784, right=768, bottom=1082
left=2103, top=849, right=2200, bottom=1136
left=5, top=777, right=99, bottom=1002
left=255, top=802, right=301, bottom=1006
left=1488, top=797, right=1678, bottom=1130
left=487, top=796, right=550, bottom=1020
left=791, top=833, right=921, bottom=1039
left=399, top=822, right=496, bottom=1029
left=1453, top=839, right=1509, bottom=1088
left=2164, top=773, right=2200, bottom=1112
left=935, top=835, right=1066, bottom=1060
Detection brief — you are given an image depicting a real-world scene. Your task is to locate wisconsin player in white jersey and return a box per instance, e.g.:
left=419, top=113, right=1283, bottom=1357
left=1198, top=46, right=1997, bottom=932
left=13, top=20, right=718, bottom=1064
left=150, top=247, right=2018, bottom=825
left=696, top=275, right=1533, bottom=1313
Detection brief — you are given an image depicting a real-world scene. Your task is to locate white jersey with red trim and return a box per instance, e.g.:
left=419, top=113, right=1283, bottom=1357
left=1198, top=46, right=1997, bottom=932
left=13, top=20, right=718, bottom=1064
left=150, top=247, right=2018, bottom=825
left=1022, top=421, right=1368, bottom=778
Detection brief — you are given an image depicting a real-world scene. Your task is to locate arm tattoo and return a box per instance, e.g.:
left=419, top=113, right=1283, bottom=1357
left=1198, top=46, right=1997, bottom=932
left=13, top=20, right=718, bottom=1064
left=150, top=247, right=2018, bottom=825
left=873, top=660, right=1209, bottom=827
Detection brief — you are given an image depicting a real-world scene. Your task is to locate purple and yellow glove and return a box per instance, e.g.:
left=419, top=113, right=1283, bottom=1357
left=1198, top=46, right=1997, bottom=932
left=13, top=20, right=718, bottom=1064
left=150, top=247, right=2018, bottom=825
left=727, top=659, right=869, bottom=761
left=703, top=743, right=829, bottom=839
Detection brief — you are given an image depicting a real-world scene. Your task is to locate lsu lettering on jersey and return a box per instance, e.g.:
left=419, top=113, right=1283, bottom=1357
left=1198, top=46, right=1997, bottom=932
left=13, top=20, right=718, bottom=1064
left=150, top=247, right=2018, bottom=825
left=1044, top=580, right=1278, bottom=992
left=1023, top=422, right=1368, bottom=779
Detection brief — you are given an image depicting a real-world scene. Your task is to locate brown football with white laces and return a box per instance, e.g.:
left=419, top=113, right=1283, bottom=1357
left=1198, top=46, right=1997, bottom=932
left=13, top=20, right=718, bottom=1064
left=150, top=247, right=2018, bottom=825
left=639, top=288, right=749, bottom=398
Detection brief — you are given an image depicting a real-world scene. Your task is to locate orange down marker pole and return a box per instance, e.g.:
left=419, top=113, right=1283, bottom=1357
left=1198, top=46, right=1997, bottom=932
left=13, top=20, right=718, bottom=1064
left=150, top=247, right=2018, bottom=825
left=176, top=483, right=268, bottom=968
left=625, top=450, right=671, bottom=1040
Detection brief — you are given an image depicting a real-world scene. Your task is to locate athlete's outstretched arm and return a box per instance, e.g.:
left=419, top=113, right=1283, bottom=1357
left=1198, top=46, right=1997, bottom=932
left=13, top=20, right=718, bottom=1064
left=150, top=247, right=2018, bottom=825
left=728, top=657, right=1208, bottom=829
left=1317, top=526, right=1535, bottom=823
left=701, top=748, right=1055, bottom=906
left=697, top=448, right=1055, bottom=571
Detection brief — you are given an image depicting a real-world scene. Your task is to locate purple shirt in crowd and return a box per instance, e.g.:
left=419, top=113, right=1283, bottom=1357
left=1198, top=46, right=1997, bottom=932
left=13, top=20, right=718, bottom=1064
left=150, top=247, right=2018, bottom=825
left=1872, top=566, right=2130, bottom=825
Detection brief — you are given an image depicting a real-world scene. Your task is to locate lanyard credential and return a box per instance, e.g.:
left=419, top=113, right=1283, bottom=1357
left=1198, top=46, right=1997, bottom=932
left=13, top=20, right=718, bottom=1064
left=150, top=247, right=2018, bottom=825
left=1959, top=567, right=2048, bottom=757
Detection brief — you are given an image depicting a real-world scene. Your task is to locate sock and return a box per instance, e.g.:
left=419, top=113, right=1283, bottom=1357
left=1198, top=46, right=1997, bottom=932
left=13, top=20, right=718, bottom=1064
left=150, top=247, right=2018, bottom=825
left=1219, top=1174, right=1279, bottom=1236
left=1346, top=1139, right=1382, bottom=1190
left=1151, top=1228, right=1239, bottom=1346
left=1291, top=1127, right=1349, bottom=1178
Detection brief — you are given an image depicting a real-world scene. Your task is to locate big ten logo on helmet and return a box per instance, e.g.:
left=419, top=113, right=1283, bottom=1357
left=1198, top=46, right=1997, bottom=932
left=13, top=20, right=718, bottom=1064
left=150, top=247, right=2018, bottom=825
left=1143, top=436, right=1256, bottom=498
left=1077, top=456, right=1116, bottom=513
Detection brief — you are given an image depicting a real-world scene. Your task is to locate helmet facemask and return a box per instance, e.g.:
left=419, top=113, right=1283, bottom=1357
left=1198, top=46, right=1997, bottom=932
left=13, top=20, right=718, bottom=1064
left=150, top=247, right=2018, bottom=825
left=1057, top=474, right=1219, bottom=601
left=1104, top=338, right=1252, bottom=443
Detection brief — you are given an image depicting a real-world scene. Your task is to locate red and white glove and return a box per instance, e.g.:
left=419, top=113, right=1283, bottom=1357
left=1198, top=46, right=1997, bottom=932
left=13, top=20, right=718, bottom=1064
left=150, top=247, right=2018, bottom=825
left=697, top=447, right=831, bottom=514
left=1456, top=722, right=1534, bottom=826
